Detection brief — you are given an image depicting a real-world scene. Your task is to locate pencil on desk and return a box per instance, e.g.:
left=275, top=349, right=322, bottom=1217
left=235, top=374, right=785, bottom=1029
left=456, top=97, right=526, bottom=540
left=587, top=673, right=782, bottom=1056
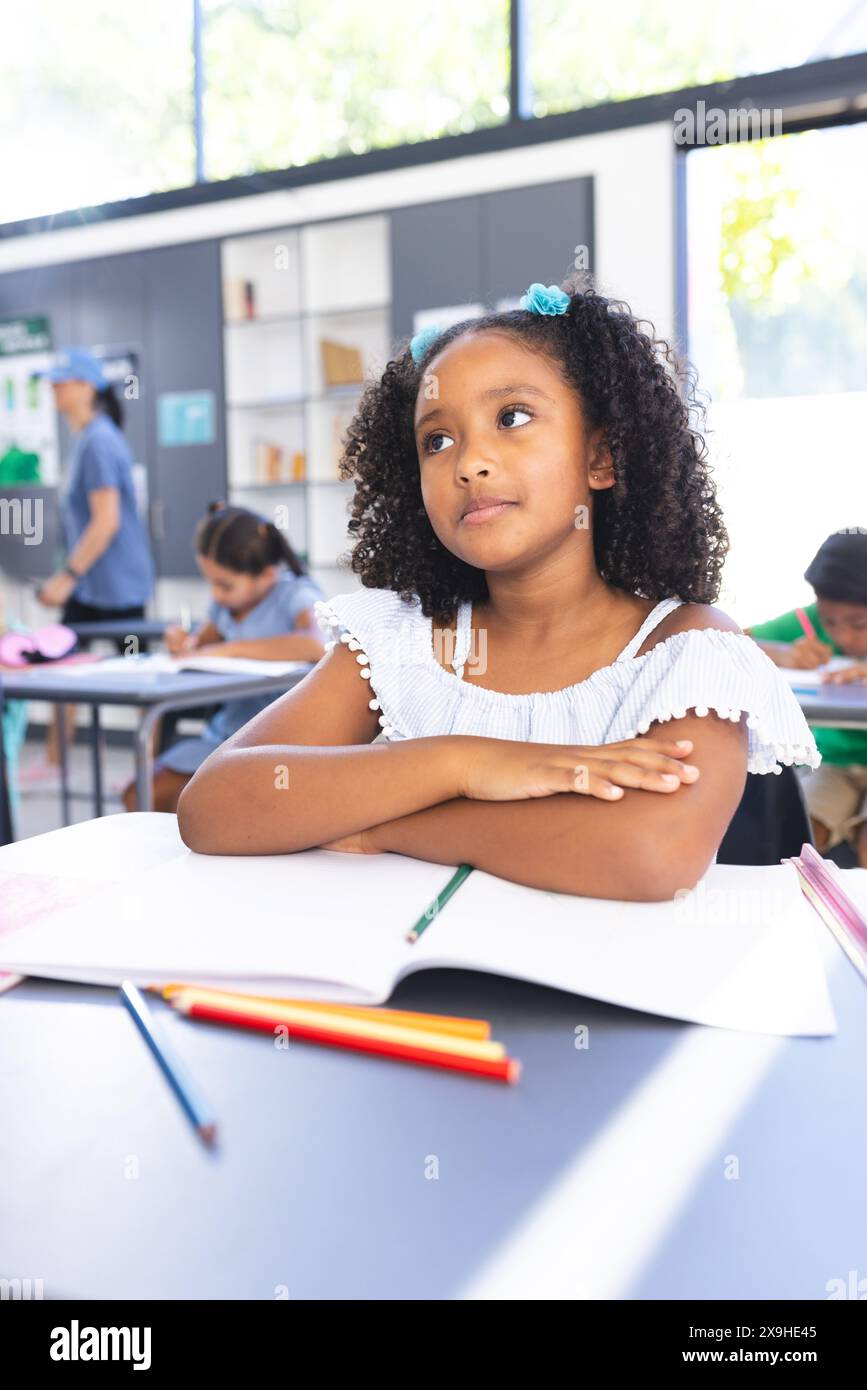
left=173, top=995, right=520, bottom=1084
left=152, top=983, right=491, bottom=1040
left=120, top=981, right=218, bottom=1146
left=169, top=989, right=505, bottom=1061
left=785, top=844, right=867, bottom=985
left=799, top=843, right=867, bottom=941
left=407, top=863, right=474, bottom=943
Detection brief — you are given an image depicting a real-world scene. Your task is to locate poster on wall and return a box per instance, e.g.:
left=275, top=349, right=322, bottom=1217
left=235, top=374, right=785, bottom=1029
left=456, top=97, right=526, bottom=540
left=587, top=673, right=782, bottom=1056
left=158, top=390, right=216, bottom=447
left=0, top=316, right=59, bottom=486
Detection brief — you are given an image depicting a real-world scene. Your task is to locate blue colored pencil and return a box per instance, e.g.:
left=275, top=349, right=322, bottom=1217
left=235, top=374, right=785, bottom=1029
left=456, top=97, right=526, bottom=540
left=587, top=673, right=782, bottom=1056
left=120, top=980, right=218, bottom=1146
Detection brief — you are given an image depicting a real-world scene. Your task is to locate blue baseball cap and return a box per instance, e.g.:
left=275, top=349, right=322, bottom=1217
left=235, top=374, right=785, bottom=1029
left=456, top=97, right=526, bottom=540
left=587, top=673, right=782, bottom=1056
left=39, top=347, right=109, bottom=390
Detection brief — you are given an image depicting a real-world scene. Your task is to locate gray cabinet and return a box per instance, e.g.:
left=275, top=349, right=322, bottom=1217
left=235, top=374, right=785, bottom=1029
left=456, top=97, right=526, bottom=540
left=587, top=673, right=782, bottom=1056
left=391, top=177, right=595, bottom=343
left=72, top=254, right=149, bottom=478
left=142, top=240, right=227, bottom=578
left=481, top=179, right=595, bottom=304
left=391, top=195, right=482, bottom=343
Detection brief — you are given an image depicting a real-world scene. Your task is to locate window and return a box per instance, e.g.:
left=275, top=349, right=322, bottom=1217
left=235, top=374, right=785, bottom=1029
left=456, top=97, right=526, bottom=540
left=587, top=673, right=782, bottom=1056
left=3, top=0, right=866, bottom=227
left=529, top=0, right=867, bottom=117
left=685, top=120, right=867, bottom=624
left=0, top=0, right=195, bottom=224
left=200, top=0, right=509, bottom=181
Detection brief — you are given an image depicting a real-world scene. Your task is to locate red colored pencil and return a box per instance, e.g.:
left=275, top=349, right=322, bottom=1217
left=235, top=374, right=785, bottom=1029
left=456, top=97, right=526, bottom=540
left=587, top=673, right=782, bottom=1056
left=795, top=606, right=817, bottom=641
left=175, top=997, right=521, bottom=1084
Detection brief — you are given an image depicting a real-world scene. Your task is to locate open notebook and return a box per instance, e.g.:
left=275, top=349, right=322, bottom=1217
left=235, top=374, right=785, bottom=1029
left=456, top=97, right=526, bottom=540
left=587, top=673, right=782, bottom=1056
left=778, top=656, right=859, bottom=690
left=54, top=653, right=308, bottom=678
left=0, top=816, right=837, bottom=1038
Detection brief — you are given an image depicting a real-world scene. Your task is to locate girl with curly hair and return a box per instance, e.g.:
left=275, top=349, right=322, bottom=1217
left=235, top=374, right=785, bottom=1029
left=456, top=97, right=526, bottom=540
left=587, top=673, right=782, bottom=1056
left=178, top=281, right=819, bottom=900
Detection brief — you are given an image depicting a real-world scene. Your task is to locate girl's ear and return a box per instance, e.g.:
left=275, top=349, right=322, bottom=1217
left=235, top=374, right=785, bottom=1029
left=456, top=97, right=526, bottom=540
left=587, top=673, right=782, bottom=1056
left=587, top=432, right=616, bottom=491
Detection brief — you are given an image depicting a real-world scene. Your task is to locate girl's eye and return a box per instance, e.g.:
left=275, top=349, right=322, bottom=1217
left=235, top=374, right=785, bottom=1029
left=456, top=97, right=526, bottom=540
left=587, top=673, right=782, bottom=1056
left=500, top=406, right=533, bottom=429
left=425, top=431, right=454, bottom=454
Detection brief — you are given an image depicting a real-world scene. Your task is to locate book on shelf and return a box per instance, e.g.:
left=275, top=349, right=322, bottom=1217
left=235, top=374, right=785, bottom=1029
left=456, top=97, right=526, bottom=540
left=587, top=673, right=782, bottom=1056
left=320, top=338, right=364, bottom=386
left=224, top=277, right=257, bottom=322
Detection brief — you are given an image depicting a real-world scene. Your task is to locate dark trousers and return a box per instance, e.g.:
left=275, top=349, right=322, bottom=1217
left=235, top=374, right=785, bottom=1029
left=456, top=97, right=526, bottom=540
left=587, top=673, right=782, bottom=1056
left=61, top=597, right=149, bottom=655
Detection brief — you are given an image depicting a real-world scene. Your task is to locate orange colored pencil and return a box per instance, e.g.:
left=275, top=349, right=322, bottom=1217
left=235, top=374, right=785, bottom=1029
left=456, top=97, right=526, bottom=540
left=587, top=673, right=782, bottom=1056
left=152, top=983, right=490, bottom=1040
left=169, top=989, right=504, bottom=1061
left=174, top=997, right=521, bottom=1084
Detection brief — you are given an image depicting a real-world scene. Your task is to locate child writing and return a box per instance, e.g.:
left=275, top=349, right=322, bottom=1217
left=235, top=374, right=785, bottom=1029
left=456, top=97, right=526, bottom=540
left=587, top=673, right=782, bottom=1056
left=176, top=282, right=819, bottom=901
left=746, top=529, right=867, bottom=866
left=122, top=502, right=325, bottom=813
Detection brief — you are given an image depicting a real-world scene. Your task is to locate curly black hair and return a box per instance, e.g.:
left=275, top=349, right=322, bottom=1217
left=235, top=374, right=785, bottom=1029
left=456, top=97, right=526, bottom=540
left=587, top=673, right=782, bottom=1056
left=339, top=281, right=728, bottom=625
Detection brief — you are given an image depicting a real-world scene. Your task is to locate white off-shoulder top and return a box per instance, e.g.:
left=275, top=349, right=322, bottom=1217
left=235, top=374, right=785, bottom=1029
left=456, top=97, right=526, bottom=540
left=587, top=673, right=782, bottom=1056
left=314, top=588, right=821, bottom=776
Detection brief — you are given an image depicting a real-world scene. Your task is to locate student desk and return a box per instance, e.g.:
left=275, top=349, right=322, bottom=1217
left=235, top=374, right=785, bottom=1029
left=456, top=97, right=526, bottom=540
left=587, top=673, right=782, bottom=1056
left=796, top=684, right=867, bottom=731
left=0, top=662, right=311, bottom=830
left=0, top=814, right=864, bottom=1300
left=68, top=619, right=169, bottom=647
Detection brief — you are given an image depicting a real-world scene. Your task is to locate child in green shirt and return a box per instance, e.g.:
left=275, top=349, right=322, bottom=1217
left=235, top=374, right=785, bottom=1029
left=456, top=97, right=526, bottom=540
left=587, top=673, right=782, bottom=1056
left=747, top=529, right=867, bottom=865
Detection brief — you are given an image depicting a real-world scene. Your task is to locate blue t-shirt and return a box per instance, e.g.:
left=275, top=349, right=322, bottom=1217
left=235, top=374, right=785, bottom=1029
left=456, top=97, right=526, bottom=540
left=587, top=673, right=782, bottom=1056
left=203, top=569, right=325, bottom=745
left=62, top=414, right=154, bottom=608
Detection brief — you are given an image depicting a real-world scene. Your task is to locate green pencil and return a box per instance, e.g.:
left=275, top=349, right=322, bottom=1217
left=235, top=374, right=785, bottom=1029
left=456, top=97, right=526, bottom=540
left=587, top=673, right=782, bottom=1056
left=406, top=864, right=474, bottom=944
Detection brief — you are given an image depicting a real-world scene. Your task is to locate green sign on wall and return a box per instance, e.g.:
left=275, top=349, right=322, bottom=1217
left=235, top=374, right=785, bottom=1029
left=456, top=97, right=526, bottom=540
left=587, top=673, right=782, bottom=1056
left=0, top=316, right=52, bottom=356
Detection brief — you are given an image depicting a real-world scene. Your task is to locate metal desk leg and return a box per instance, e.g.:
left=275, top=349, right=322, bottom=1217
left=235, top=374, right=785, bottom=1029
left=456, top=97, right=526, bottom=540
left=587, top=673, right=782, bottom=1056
left=90, top=705, right=104, bottom=818
left=57, top=702, right=71, bottom=827
left=135, top=706, right=158, bottom=813
left=0, top=689, right=13, bottom=845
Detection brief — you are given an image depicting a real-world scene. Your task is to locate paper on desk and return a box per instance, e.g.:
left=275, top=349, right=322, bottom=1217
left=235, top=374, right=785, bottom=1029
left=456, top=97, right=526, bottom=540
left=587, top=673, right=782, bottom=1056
left=0, top=873, right=114, bottom=995
left=0, top=848, right=458, bottom=1004
left=53, top=653, right=308, bottom=677
left=778, top=656, right=860, bottom=690
left=401, top=862, right=837, bottom=1037
left=0, top=814, right=188, bottom=994
left=0, top=840, right=837, bottom=1035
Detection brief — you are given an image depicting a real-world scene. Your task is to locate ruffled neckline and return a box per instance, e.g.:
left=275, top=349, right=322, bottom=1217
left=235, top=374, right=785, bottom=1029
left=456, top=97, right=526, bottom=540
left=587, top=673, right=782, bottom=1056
left=420, top=596, right=689, bottom=704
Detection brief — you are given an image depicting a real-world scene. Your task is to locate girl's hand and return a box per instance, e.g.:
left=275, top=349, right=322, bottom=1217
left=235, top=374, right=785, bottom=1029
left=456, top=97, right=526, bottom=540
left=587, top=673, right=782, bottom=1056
left=822, top=661, right=867, bottom=685
left=164, top=624, right=196, bottom=655
left=790, top=635, right=833, bottom=668
left=320, top=827, right=383, bottom=854
left=193, top=641, right=232, bottom=657
left=456, top=735, right=700, bottom=803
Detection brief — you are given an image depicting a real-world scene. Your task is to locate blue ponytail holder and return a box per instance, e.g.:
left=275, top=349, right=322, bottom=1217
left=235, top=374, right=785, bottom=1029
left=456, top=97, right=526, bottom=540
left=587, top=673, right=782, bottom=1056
left=410, top=323, right=443, bottom=364
left=519, top=283, right=570, bottom=315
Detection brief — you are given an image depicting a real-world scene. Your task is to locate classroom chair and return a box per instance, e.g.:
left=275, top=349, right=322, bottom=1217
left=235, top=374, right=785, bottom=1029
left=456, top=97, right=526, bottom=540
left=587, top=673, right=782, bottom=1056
left=717, top=766, right=814, bottom=866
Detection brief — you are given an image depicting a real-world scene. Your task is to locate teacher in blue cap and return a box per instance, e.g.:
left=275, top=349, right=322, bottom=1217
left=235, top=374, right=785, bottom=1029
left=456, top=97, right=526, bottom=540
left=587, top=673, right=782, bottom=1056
left=36, top=347, right=154, bottom=625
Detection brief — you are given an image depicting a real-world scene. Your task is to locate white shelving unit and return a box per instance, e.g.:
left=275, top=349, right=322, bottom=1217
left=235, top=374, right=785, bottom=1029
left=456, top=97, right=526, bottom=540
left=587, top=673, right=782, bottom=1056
left=221, top=214, right=391, bottom=593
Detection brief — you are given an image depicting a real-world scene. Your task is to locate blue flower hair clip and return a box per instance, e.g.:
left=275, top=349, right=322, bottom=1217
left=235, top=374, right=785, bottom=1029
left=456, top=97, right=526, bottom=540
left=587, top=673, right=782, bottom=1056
left=519, top=283, right=570, bottom=315
left=410, top=324, right=443, bottom=364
